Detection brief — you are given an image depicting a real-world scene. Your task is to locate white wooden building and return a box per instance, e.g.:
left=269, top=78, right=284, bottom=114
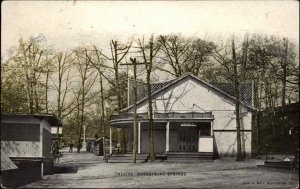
left=109, top=74, right=254, bottom=160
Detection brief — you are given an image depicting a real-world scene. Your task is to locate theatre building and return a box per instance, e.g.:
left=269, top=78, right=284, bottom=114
left=109, top=74, right=254, bottom=162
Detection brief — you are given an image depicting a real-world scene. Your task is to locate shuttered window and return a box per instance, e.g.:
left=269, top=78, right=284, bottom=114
left=1, top=123, right=40, bottom=141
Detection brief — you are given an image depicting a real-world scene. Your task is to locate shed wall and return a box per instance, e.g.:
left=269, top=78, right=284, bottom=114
left=41, top=120, right=52, bottom=158
left=1, top=141, right=41, bottom=157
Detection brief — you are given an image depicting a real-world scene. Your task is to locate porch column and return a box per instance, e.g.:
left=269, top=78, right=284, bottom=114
left=128, top=127, right=132, bottom=152
left=166, top=122, right=169, bottom=152
left=210, top=121, right=213, bottom=136
left=138, top=122, right=141, bottom=154
left=41, top=162, right=44, bottom=177
left=109, top=126, right=112, bottom=154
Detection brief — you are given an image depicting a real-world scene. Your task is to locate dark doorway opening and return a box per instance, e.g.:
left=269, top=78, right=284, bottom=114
left=178, top=122, right=211, bottom=152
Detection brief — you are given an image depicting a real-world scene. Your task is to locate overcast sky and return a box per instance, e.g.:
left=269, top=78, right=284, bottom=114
left=1, top=1, right=299, bottom=57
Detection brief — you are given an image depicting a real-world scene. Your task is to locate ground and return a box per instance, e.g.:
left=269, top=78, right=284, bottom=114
left=21, top=148, right=299, bottom=188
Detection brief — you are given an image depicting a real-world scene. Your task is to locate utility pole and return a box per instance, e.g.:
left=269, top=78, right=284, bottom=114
left=100, top=71, right=107, bottom=161
left=121, top=58, right=148, bottom=163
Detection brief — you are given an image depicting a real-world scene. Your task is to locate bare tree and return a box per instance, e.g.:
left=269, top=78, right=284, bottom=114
left=74, top=48, right=98, bottom=152
left=157, top=35, right=215, bottom=78
left=270, top=38, right=298, bottom=106
left=105, top=40, right=132, bottom=153
left=211, top=36, right=249, bottom=161
left=137, top=35, right=161, bottom=161
left=157, top=35, right=191, bottom=77
left=184, top=39, right=215, bottom=77
left=85, top=47, right=111, bottom=160
left=2, top=37, right=50, bottom=113
left=48, top=51, right=77, bottom=138
left=231, top=37, right=243, bottom=161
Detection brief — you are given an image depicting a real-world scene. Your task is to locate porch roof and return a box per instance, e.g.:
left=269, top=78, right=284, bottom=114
left=109, top=111, right=214, bottom=127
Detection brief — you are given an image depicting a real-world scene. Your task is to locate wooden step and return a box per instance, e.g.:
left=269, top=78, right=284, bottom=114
left=166, top=152, right=213, bottom=160
left=166, top=159, right=213, bottom=163
left=167, top=155, right=213, bottom=158
left=107, top=154, right=148, bottom=163
left=108, top=160, right=146, bottom=163
left=167, top=152, right=213, bottom=156
left=167, top=152, right=212, bottom=154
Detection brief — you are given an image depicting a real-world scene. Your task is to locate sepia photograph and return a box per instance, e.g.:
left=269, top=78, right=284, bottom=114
left=1, top=1, right=299, bottom=188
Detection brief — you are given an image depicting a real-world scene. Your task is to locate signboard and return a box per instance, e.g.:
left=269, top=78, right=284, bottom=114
left=181, top=123, right=197, bottom=127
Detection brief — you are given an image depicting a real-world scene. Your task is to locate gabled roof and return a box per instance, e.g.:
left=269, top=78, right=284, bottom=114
left=124, top=74, right=255, bottom=112
left=128, top=79, right=174, bottom=105
left=210, top=82, right=253, bottom=105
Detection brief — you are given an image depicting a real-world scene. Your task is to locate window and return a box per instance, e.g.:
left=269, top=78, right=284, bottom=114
left=2, top=123, right=40, bottom=141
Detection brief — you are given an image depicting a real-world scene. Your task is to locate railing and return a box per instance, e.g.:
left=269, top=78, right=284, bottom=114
left=110, top=112, right=148, bottom=120
left=110, top=111, right=213, bottom=121
left=154, top=112, right=212, bottom=119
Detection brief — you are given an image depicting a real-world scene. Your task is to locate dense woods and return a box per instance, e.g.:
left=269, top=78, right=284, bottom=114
left=1, top=34, right=299, bottom=158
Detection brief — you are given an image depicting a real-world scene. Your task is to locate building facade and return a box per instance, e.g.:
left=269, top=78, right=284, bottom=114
left=109, top=74, right=254, bottom=159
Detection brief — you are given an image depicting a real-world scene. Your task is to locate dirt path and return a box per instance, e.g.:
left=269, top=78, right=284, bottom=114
left=21, top=151, right=299, bottom=188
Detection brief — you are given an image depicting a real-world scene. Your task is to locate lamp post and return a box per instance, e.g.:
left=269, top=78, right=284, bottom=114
left=82, top=124, right=86, bottom=151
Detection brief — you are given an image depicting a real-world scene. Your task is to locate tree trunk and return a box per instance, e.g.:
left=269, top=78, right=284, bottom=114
left=281, top=39, right=288, bottom=107
left=147, top=39, right=155, bottom=161
left=45, top=71, right=49, bottom=113
left=240, top=34, right=248, bottom=158
left=232, top=38, right=243, bottom=161
left=132, top=58, right=138, bottom=163
left=146, top=70, right=155, bottom=161
left=57, top=59, right=62, bottom=138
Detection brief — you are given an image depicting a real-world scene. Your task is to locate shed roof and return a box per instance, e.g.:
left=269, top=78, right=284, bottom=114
left=1, top=150, right=18, bottom=171
left=1, top=113, right=62, bottom=127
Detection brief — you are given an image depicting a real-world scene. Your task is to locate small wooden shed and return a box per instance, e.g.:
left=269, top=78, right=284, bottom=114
left=1, top=113, right=61, bottom=187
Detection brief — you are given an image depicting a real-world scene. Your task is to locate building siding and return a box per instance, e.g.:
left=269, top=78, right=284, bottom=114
left=1, top=117, right=52, bottom=158
left=1, top=141, right=41, bottom=157
left=134, top=78, right=252, bottom=156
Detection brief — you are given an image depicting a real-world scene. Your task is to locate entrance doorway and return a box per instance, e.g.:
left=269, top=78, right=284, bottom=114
left=178, top=126, right=198, bottom=152
left=177, top=122, right=211, bottom=152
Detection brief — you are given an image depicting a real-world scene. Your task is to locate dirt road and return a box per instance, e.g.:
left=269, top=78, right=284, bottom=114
left=21, top=150, right=299, bottom=188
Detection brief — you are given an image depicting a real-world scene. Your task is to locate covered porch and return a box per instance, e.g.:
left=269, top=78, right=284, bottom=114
left=109, top=111, right=215, bottom=160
